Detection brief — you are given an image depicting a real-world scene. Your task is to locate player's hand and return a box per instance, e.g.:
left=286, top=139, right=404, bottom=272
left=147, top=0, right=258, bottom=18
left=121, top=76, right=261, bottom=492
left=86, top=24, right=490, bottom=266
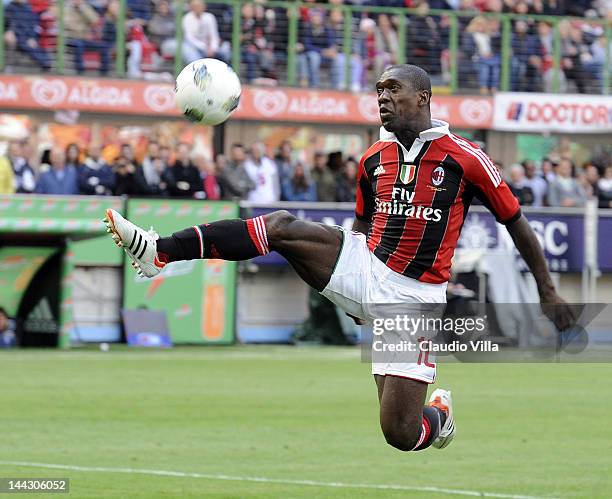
left=346, top=313, right=366, bottom=326
left=540, top=292, right=576, bottom=332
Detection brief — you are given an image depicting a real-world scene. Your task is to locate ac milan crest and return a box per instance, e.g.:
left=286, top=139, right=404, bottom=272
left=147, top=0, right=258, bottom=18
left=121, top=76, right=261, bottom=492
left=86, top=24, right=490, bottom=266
left=431, top=166, right=445, bottom=186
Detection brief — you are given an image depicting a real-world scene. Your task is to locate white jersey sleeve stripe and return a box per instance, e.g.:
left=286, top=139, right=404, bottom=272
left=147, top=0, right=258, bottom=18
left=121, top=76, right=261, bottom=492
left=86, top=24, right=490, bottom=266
left=254, top=216, right=269, bottom=254
left=452, top=135, right=501, bottom=186
left=457, top=138, right=501, bottom=184
left=257, top=216, right=269, bottom=249
left=253, top=217, right=266, bottom=254
left=449, top=134, right=501, bottom=187
left=193, top=225, right=204, bottom=259
left=450, top=134, right=501, bottom=186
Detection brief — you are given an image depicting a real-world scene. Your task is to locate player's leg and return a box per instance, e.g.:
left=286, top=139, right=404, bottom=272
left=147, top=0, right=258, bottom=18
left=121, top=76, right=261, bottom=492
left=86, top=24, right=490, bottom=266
left=103, top=209, right=341, bottom=292
left=375, top=374, right=454, bottom=451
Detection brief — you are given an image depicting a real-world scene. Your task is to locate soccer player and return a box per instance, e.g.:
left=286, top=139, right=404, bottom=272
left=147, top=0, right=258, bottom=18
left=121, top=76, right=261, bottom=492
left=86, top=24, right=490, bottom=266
left=103, top=65, right=574, bottom=452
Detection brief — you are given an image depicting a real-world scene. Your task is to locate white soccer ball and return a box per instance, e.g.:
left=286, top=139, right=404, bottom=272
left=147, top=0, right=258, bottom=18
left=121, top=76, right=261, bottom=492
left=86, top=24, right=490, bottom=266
left=174, top=58, right=242, bottom=126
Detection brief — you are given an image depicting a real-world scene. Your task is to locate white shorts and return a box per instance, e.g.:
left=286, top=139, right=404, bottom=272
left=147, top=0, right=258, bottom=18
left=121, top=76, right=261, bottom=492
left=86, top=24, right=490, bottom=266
left=321, top=228, right=447, bottom=384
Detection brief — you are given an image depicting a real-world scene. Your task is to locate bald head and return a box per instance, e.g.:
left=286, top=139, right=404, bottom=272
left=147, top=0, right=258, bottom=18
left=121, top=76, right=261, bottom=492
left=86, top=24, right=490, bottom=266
left=382, top=65, right=432, bottom=97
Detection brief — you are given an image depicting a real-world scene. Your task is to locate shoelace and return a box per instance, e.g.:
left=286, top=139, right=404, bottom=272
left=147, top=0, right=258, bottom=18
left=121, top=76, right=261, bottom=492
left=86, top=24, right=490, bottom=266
left=429, top=398, right=449, bottom=417
left=148, top=226, right=159, bottom=240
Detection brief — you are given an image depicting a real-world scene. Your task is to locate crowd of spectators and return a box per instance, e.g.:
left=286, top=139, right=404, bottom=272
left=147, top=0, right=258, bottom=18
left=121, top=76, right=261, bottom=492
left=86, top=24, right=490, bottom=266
left=0, top=139, right=360, bottom=203
left=1, top=138, right=611, bottom=208
left=505, top=156, right=612, bottom=208
left=3, top=0, right=609, bottom=93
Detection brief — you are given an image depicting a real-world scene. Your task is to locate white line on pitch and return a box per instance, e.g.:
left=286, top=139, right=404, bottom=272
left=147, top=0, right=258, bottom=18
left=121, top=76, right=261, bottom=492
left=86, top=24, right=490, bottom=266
left=0, top=460, right=559, bottom=499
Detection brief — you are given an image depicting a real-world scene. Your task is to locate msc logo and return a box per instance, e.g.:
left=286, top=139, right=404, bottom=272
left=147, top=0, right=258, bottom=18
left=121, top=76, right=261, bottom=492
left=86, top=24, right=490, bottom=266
left=506, top=102, right=523, bottom=121
left=399, top=163, right=416, bottom=184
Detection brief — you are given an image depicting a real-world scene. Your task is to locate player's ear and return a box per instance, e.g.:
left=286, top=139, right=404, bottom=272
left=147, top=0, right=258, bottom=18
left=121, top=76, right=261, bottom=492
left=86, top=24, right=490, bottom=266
left=418, top=90, right=431, bottom=107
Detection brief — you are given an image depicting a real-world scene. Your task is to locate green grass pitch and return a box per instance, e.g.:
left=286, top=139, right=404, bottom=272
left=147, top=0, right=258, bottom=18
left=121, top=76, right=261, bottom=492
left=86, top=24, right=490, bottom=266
left=1, top=346, right=611, bottom=498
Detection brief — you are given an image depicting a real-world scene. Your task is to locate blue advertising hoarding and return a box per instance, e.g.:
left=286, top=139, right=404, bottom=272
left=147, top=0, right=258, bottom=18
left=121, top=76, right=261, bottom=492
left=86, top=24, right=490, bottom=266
left=245, top=204, right=611, bottom=273
left=598, top=215, right=612, bottom=272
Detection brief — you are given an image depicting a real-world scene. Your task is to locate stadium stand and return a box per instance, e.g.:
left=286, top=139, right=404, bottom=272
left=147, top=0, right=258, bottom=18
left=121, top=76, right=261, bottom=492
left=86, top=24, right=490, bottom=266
left=1, top=0, right=610, bottom=94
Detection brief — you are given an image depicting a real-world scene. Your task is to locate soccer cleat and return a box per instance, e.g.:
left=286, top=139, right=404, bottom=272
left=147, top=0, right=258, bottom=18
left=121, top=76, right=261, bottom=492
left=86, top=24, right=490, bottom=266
left=428, top=388, right=455, bottom=449
left=102, top=209, right=166, bottom=278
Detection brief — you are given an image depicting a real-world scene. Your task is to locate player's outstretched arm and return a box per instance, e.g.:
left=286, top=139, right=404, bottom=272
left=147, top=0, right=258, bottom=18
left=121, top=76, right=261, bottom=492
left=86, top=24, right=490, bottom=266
left=505, top=214, right=575, bottom=331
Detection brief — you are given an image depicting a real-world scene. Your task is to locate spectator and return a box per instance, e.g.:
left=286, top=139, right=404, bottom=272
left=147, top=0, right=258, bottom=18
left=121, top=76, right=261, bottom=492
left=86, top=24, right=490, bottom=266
left=7, top=141, right=36, bottom=193
left=102, top=1, right=119, bottom=58
left=336, top=157, right=358, bottom=202
left=327, top=8, right=364, bottom=91
left=127, top=0, right=151, bottom=23
left=215, top=153, right=228, bottom=172
left=536, top=22, right=565, bottom=92
left=582, top=164, right=600, bottom=199
left=137, top=141, right=167, bottom=195
left=113, top=144, right=142, bottom=196
left=244, top=142, right=280, bottom=203
left=36, top=147, right=79, bottom=195
left=565, top=0, right=595, bottom=18
left=532, top=0, right=562, bottom=16
left=147, top=0, right=177, bottom=61
left=457, top=0, right=479, bottom=29
left=547, top=158, right=586, bottom=207
left=217, top=143, right=255, bottom=199
left=373, top=14, right=399, bottom=80
left=559, top=20, right=591, bottom=93
left=65, top=0, right=111, bottom=75
left=282, top=162, right=317, bottom=202
left=79, top=144, right=116, bottom=195
left=193, top=155, right=222, bottom=200
left=464, top=16, right=502, bottom=94
left=163, top=142, right=201, bottom=197
left=4, top=0, right=52, bottom=71
left=407, top=3, right=442, bottom=76
left=541, top=157, right=557, bottom=183
left=483, top=0, right=503, bottom=13
left=298, top=9, right=333, bottom=88
left=240, top=2, right=277, bottom=83
left=523, top=160, right=548, bottom=207
left=511, top=20, right=543, bottom=91
left=182, top=0, right=228, bottom=64
left=590, top=34, right=608, bottom=93
left=361, top=18, right=377, bottom=84
left=65, top=143, right=82, bottom=170
left=0, top=307, right=17, bottom=348
left=127, top=23, right=159, bottom=78
left=274, top=140, right=296, bottom=189
left=327, top=150, right=344, bottom=175
left=597, top=165, right=612, bottom=209
left=311, top=151, right=337, bottom=202
left=0, top=155, right=15, bottom=194
left=159, top=146, right=172, bottom=167
left=507, top=164, right=535, bottom=205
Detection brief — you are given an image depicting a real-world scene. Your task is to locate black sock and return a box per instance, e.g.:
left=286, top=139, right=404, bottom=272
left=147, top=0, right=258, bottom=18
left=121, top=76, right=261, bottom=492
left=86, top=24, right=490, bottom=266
left=412, top=406, right=446, bottom=451
left=156, top=216, right=269, bottom=263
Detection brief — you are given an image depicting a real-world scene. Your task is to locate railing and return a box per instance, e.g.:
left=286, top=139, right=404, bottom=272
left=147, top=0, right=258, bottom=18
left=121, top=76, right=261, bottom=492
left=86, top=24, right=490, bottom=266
left=0, top=0, right=609, bottom=94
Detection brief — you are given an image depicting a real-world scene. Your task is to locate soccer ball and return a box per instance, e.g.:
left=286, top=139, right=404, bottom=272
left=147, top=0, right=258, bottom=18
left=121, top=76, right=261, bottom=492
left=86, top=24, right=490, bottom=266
left=174, top=58, right=242, bottom=126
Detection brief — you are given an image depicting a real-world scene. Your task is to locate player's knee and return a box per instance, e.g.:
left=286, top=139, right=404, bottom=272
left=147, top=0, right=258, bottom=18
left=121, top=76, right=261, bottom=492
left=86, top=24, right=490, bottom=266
left=381, top=422, right=420, bottom=452
left=264, top=210, right=297, bottom=243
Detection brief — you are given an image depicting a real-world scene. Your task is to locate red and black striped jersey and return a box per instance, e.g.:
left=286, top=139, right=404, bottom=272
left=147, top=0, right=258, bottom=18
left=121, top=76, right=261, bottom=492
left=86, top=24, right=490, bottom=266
left=355, top=120, right=521, bottom=284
